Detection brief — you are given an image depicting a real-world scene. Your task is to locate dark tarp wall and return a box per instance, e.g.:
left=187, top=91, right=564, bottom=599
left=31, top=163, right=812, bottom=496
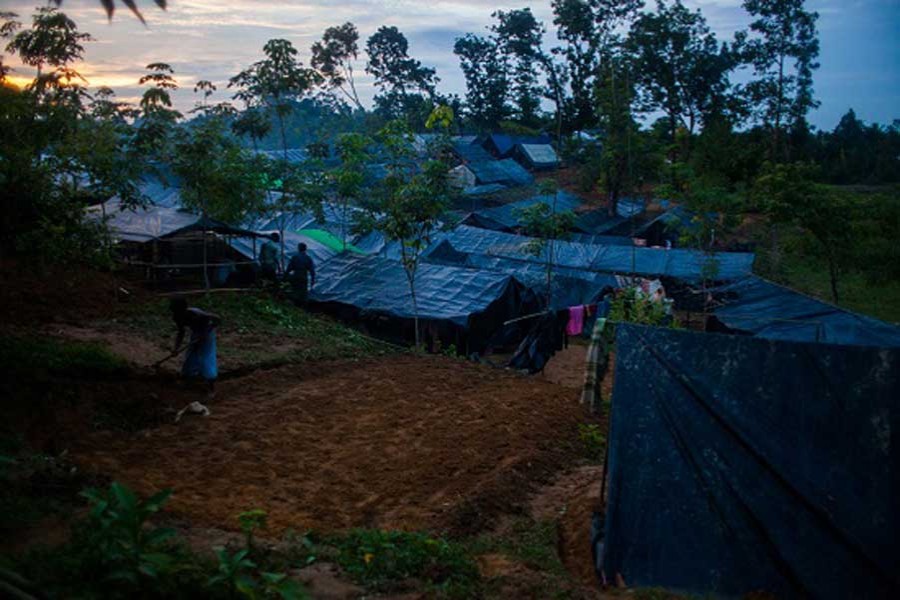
left=711, top=276, right=900, bottom=347
left=466, top=159, right=535, bottom=187
left=604, top=324, right=900, bottom=599
left=441, top=226, right=755, bottom=281
left=310, top=254, right=536, bottom=351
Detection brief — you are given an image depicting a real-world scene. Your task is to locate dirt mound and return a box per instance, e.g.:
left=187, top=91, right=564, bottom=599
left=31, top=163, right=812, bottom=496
left=72, top=355, right=588, bottom=535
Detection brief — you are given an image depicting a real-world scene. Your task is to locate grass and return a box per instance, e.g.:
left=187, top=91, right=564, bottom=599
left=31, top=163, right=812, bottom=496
left=0, top=335, right=129, bottom=379
left=124, top=291, right=397, bottom=369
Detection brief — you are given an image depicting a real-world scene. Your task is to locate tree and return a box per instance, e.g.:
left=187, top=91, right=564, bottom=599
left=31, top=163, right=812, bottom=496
left=551, top=0, right=643, bottom=131
left=738, top=0, right=819, bottom=161
left=360, top=111, right=454, bottom=348
left=491, top=8, right=545, bottom=126
left=332, top=132, right=371, bottom=249
left=173, top=115, right=268, bottom=290
left=453, top=34, right=509, bottom=130
left=366, top=26, right=438, bottom=121
left=135, top=62, right=181, bottom=160
left=311, top=22, right=364, bottom=111
left=515, top=180, right=576, bottom=307
left=629, top=0, right=734, bottom=147
left=754, top=162, right=850, bottom=303
left=230, top=39, right=322, bottom=162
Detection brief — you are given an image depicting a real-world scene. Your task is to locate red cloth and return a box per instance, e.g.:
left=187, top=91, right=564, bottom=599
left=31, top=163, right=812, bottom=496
left=566, top=305, right=585, bottom=336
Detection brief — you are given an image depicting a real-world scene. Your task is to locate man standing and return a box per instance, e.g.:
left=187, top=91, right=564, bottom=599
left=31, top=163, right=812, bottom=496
left=285, top=242, right=316, bottom=307
left=170, top=297, right=221, bottom=396
left=259, top=233, right=280, bottom=285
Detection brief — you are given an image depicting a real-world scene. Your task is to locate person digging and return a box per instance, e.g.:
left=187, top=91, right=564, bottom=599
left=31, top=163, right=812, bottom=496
left=170, top=297, right=221, bottom=421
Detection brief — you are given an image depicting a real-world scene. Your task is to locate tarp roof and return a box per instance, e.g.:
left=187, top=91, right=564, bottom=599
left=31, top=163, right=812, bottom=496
left=439, top=225, right=755, bottom=281
left=712, top=276, right=900, bottom=347
left=515, top=143, right=559, bottom=169
left=310, top=253, right=527, bottom=327
left=466, top=159, right=534, bottom=187
left=252, top=148, right=309, bottom=164
left=482, top=133, right=553, bottom=157
left=97, top=199, right=260, bottom=244
left=462, top=183, right=508, bottom=196
left=427, top=239, right=617, bottom=309
left=616, top=198, right=646, bottom=218
left=452, top=141, right=494, bottom=163
left=459, top=191, right=582, bottom=232
left=605, top=324, right=900, bottom=599
left=229, top=229, right=337, bottom=265
left=573, top=209, right=629, bottom=235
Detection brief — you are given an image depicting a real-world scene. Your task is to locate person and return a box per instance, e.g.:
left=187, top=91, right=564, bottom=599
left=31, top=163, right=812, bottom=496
left=171, top=297, right=221, bottom=396
left=259, top=233, right=280, bottom=284
left=285, top=242, right=316, bottom=307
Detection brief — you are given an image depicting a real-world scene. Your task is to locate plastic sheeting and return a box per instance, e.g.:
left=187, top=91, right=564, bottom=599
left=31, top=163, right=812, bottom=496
left=310, top=253, right=534, bottom=350
left=482, top=133, right=553, bottom=158
left=459, top=191, right=582, bottom=232
left=712, top=276, right=900, bottom=347
left=427, top=239, right=616, bottom=309
left=440, top=226, right=754, bottom=281
left=604, top=324, right=900, bottom=599
left=515, top=143, right=559, bottom=169
left=466, top=159, right=534, bottom=187
left=98, top=199, right=259, bottom=245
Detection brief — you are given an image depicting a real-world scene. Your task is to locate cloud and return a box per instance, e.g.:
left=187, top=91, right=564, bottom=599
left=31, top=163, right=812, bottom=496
left=1, top=0, right=897, bottom=128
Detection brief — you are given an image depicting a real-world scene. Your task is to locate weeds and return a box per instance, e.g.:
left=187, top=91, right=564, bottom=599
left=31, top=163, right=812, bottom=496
left=578, top=423, right=606, bottom=463
left=332, top=529, right=479, bottom=595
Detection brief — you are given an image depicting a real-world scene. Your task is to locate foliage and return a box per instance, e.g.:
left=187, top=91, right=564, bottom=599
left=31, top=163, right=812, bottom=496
left=608, top=287, right=677, bottom=328
left=453, top=33, right=509, bottom=130
left=79, top=482, right=178, bottom=587
left=736, top=0, right=820, bottom=159
left=333, top=529, right=478, bottom=594
left=311, top=22, right=363, bottom=111
left=238, top=509, right=268, bottom=552
left=578, top=423, right=606, bottom=462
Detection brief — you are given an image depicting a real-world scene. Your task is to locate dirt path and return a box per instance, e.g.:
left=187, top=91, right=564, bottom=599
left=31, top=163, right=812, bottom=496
left=73, top=355, right=589, bottom=535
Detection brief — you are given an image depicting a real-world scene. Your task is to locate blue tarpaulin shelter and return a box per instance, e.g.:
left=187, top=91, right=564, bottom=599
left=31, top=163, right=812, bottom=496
left=459, top=191, right=582, bottom=232
left=481, top=133, right=553, bottom=158
left=711, top=276, right=900, bottom=347
left=451, top=141, right=494, bottom=163
left=440, top=226, right=754, bottom=281
left=573, top=209, right=630, bottom=236
left=464, top=159, right=535, bottom=187
left=310, top=253, right=535, bottom=351
left=426, top=239, right=617, bottom=309
left=604, top=324, right=900, bottom=599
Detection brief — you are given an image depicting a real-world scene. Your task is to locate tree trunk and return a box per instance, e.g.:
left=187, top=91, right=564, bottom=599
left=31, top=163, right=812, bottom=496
left=827, top=251, right=840, bottom=305
left=202, top=227, right=210, bottom=292
left=406, top=268, right=420, bottom=349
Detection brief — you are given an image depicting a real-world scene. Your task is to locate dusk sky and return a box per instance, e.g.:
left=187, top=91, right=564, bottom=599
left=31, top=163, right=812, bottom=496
left=2, top=0, right=898, bottom=130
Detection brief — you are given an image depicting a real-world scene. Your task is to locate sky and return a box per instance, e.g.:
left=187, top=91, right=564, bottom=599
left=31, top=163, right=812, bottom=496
left=1, top=0, right=898, bottom=130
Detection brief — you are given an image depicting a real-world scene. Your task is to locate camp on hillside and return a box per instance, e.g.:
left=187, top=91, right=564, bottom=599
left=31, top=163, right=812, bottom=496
left=602, top=324, right=900, bottom=599
left=438, top=225, right=756, bottom=282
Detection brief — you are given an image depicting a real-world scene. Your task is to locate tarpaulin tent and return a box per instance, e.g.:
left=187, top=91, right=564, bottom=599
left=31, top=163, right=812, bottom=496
left=297, top=229, right=365, bottom=254
left=426, top=239, right=617, bottom=309
left=604, top=324, right=900, bottom=599
left=573, top=209, right=629, bottom=236
left=481, top=133, right=553, bottom=158
left=451, top=140, right=494, bottom=163
left=440, top=226, right=755, bottom=281
left=459, top=191, right=582, bottom=232
left=513, top=143, right=560, bottom=170
left=310, top=253, right=536, bottom=351
left=98, top=199, right=260, bottom=245
left=229, top=229, right=338, bottom=265
left=463, top=159, right=535, bottom=187
left=710, top=276, right=900, bottom=347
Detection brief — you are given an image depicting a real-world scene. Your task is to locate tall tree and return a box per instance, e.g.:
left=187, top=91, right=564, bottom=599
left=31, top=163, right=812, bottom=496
left=491, top=8, right=545, bottom=126
left=230, top=39, right=322, bottom=162
left=135, top=62, right=180, bottom=159
left=738, top=0, right=819, bottom=160
left=366, top=26, right=438, bottom=121
left=551, top=0, right=643, bottom=131
left=453, top=33, right=509, bottom=130
left=629, top=0, right=734, bottom=146
left=311, top=22, right=364, bottom=111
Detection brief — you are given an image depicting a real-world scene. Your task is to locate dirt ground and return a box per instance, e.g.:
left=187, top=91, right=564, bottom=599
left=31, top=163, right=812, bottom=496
left=72, top=354, right=590, bottom=536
